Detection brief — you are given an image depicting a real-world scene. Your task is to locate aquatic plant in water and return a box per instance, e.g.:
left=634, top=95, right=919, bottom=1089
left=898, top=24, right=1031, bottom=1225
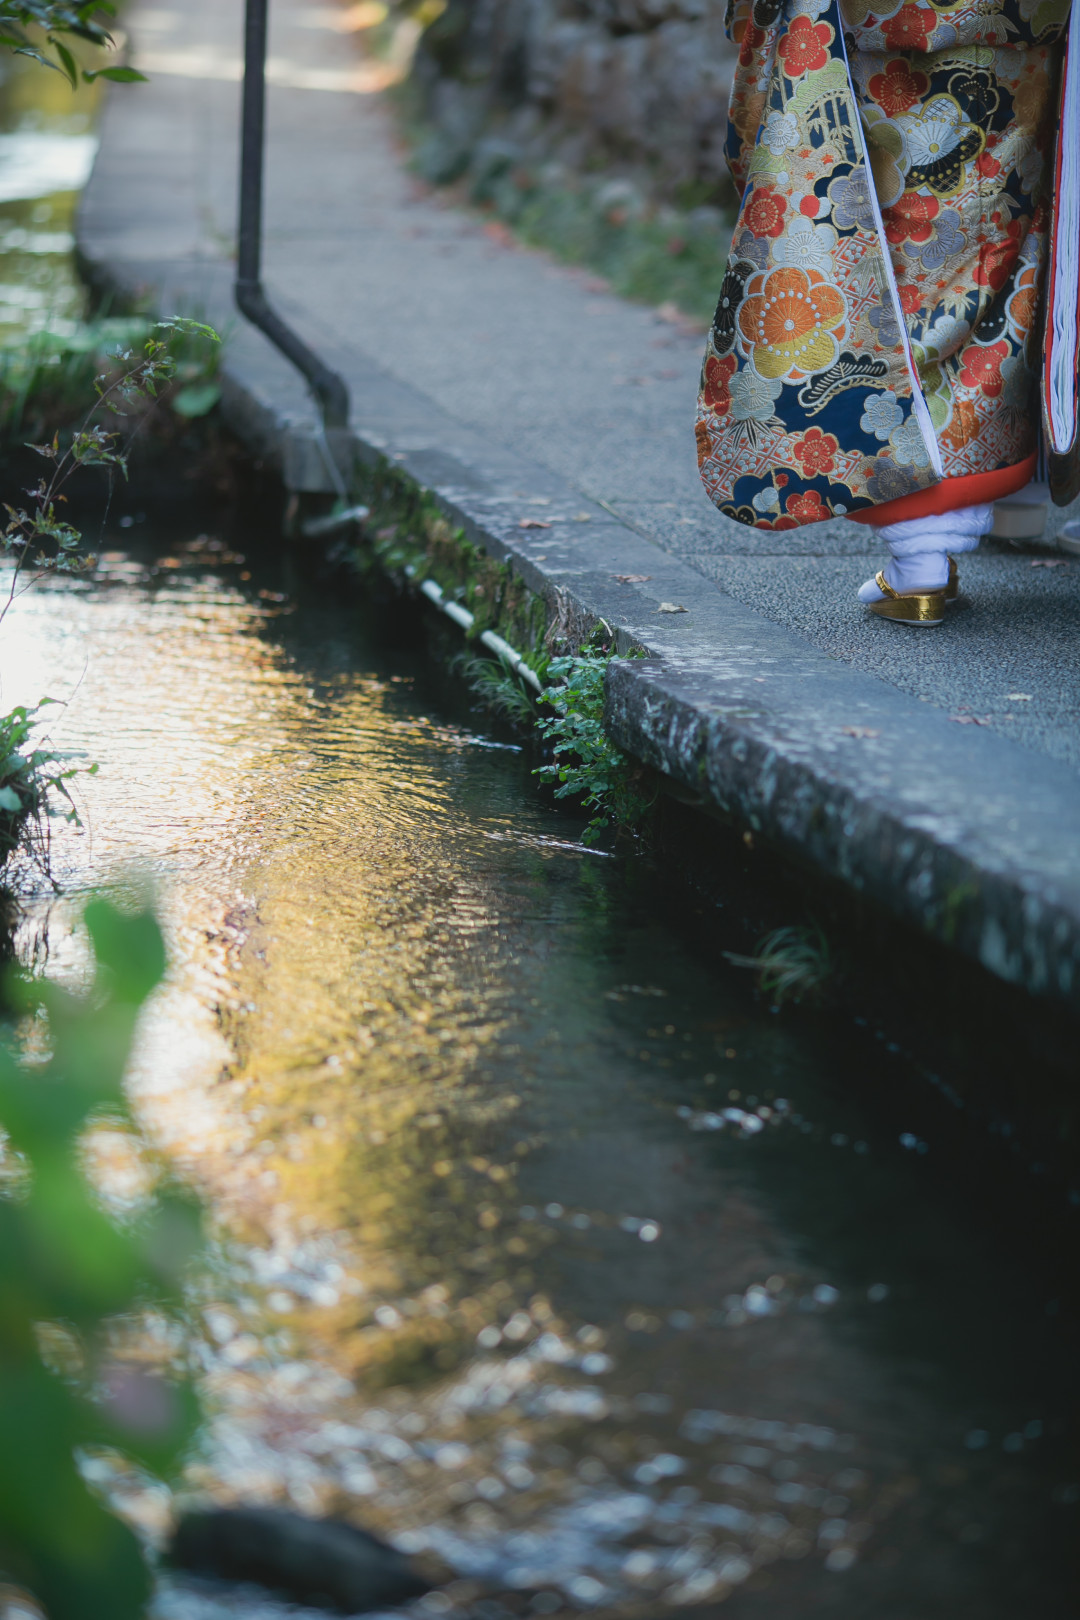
left=0, top=901, right=204, bottom=1619
left=725, top=923, right=833, bottom=1006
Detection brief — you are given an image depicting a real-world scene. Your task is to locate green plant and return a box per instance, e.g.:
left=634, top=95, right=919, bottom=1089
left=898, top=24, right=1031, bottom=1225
left=534, top=651, right=655, bottom=845
left=724, top=924, right=833, bottom=1006
left=0, top=321, right=219, bottom=859
left=0, top=900, right=204, bottom=1619
left=2, top=319, right=220, bottom=624
left=453, top=649, right=537, bottom=726
left=0, top=320, right=150, bottom=450
left=0, top=3, right=144, bottom=86
left=0, top=699, right=89, bottom=864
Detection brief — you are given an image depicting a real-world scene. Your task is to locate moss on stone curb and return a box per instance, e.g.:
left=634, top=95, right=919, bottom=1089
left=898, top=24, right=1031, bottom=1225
left=348, top=456, right=549, bottom=669
left=343, top=455, right=658, bottom=842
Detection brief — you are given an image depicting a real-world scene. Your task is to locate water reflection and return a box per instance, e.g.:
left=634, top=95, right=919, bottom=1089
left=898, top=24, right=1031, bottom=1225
left=3, top=514, right=1078, bottom=1618
left=0, top=51, right=98, bottom=340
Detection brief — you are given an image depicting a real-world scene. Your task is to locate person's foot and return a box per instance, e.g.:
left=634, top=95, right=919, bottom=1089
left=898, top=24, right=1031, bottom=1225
left=857, top=551, right=950, bottom=603
left=863, top=573, right=947, bottom=626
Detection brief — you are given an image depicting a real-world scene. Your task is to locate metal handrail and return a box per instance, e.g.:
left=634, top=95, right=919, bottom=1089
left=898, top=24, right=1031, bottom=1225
left=236, top=0, right=350, bottom=429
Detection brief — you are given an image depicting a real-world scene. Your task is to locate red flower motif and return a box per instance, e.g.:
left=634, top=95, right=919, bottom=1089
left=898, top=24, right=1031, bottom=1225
left=974, top=151, right=1002, bottom=180
left=792, top=427, right=839, bottom=478
left=881, top=4, right=937, bottom=51
left=743, top=183, right=788, bottom=240
left=785, top=488, right=829, bottom=524
left=739, top=21, right=766, bottom=66
left=958, top=340, right=1009, bottom=397
left=974, top=219, right=1024, bottom=292
left=897, top=283, right=923, bottom=316
left=884, top=192, right=939, bottom=246
left=867, top=58, right=929, bottom=117
left=778, top=15, right=832, bottom=78
left=702, top=353, right=737, bottom=415
left=775, top=472, right=789, bottom=487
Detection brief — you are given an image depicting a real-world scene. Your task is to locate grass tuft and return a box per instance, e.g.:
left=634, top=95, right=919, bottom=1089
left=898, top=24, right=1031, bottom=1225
left=452, top=650, right=537, bottom=726
left=725, top=924, right=833, bottom=1006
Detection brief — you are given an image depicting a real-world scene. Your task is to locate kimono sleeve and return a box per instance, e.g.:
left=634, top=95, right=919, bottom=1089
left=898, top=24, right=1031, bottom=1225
left=723, top=0, right=784, bottom=196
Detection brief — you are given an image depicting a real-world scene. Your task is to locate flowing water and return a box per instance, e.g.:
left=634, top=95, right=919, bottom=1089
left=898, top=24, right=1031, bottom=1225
left=0, top=504, right=1075, bottom=1620
left=0, top=51, right=97, bottom=343
left=0, top=42, right=1078, bottom=1620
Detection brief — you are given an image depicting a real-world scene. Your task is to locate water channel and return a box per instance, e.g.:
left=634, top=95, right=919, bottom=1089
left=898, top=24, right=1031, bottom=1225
left=0, top=43, right=1078, bottom=1620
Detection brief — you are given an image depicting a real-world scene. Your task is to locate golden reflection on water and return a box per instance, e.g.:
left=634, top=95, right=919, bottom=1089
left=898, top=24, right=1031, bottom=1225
left=4, top=540, right=1075, bottom=1616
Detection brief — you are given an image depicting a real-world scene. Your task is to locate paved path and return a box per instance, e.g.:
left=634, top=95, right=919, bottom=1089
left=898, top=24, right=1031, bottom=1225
left=78, top=0, right=1080, bottom=1012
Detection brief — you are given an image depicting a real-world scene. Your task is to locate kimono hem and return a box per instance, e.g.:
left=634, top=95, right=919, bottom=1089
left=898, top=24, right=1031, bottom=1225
left=697, top=0, right=1076, bottom=529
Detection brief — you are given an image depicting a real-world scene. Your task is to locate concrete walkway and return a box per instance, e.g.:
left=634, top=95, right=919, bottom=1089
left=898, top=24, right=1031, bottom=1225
left=79, top=0, right=1080, bottom=1013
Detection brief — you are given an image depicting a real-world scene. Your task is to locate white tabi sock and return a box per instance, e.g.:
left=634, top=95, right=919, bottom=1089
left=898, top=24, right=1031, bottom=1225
left=857, top=503, right=994, bottom=603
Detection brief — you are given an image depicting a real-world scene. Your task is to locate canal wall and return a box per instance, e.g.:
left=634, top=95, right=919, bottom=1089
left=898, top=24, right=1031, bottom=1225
left=77, top=0, right=1080, bottom=1026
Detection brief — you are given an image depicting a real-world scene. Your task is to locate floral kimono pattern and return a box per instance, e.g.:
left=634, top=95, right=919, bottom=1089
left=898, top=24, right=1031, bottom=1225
left=697, top=0, right=1070, bottom=527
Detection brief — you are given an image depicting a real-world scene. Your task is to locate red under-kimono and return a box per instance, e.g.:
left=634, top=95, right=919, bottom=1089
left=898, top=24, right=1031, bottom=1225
left=696, top=0, right=1080, bottom=530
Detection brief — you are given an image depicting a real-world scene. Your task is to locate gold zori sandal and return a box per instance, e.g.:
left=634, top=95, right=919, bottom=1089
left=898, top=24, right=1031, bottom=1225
left=867, top=571, right=947, bottom=626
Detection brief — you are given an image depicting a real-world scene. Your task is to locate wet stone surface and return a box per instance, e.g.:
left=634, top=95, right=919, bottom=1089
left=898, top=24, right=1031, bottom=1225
left=2, top=509, right=1076, bottom=1619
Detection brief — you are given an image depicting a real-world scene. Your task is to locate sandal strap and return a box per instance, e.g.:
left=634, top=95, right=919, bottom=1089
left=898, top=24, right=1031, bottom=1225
left=875, top=570, right=899, bottom=600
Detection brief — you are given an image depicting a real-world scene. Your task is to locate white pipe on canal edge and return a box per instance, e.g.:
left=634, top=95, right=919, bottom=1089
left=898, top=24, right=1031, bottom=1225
left=417, top=577, right=544, bottom=693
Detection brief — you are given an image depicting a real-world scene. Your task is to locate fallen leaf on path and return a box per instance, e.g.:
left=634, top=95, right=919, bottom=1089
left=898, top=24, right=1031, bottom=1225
left=1006, top=692, right=1032, bottom=701
left=841, top=726, right=880, bottom=738
left=518, top=519, right=552, bottom=530
left=1030, top=558, right=1069, bottom=567
left=614, top=573, right=652, bottom=583
left=949, top=714, right=992, bottom=725
left=657, top=602, right=688, bottom=613
left=484, top=221, right=514, bottom=247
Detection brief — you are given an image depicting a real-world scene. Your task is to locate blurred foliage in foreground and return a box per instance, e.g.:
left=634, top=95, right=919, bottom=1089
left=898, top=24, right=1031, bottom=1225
left=0, top=901, right=204, bottom=1618
left=0, top=3, right=143, bottom=87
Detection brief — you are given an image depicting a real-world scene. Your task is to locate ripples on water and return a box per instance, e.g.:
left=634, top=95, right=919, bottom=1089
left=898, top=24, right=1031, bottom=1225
left=0, top=507, right=1075, bottom=1620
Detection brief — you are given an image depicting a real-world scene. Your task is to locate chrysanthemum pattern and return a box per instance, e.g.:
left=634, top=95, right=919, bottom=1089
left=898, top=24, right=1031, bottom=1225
left=701, top=0, right=1062, bottom=527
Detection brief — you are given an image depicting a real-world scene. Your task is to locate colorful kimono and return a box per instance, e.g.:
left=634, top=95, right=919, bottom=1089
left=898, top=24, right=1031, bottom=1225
left=696, top=0, right=1079, bottom=528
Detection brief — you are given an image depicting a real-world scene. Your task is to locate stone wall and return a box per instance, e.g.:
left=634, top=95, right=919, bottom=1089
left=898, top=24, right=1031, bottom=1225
left=409, top=0, right=739, bottom=208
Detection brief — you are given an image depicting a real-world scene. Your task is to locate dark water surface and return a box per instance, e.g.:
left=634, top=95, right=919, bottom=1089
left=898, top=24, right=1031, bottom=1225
left=3, top=506, right=1076, bottom=1620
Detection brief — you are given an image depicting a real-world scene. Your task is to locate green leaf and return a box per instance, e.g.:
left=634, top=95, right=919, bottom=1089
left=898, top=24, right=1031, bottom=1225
left=84, top=65, right=147, bottom=82
left=171, top=381, right=221, bottom=419
left=0, top=785, right=22, bottom=811
left=52, top=39, right=78, bottom=87
left=83, top=900, right=166, bottom=1004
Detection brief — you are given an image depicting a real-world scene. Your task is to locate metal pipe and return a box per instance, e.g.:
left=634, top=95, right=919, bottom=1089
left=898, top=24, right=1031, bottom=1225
left=236, top=0, right=350, bottom=429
